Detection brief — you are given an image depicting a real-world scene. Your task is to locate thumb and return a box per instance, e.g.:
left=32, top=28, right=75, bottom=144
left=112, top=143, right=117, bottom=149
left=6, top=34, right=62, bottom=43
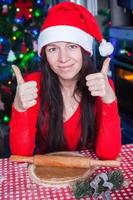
left=101, top=57, right=111, bottom=75
left=12, top=64, right=25, bottom=85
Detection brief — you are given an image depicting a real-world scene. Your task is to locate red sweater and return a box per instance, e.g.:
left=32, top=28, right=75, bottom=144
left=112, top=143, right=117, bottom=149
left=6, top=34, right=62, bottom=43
left=10, top=72, right=121, bottom=159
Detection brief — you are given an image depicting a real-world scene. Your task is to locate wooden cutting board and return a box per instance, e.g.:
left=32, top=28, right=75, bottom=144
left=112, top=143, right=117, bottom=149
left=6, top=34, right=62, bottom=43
left=28, top=151, right=96, bottom=187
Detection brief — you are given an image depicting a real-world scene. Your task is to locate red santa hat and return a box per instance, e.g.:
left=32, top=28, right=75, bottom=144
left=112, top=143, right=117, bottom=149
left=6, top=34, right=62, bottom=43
left=38, top=1, right=114, bottom=57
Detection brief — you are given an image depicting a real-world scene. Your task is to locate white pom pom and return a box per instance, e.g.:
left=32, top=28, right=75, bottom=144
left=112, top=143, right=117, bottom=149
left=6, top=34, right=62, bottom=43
left=99, top=39, right=114, bottom=57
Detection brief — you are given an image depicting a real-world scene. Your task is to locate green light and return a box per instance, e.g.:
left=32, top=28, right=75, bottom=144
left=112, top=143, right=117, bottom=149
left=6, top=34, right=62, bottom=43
left=3, top=116, right=10, bottom=123
left=34, top=10, right=41, bottom=17
left=19, top=53, right=24, bottom=58
left=15, top=30, right=22, bottom=38
left=30, top=52, right=35, bottom=58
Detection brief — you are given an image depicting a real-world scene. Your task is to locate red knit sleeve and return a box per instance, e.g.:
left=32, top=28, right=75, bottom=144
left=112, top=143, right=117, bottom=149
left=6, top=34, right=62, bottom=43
left=95, top=79, right=121, bottom=160
left=9, top=72, right=41, bottom=156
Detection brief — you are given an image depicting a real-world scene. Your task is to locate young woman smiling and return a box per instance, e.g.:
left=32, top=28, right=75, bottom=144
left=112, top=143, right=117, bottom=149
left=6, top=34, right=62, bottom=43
left=10, top=2, right=121, bottom=160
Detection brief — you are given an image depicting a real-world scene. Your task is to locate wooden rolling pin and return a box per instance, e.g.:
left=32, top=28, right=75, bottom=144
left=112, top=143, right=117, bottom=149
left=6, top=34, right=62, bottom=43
left=10, top=154, right=120, bottom=168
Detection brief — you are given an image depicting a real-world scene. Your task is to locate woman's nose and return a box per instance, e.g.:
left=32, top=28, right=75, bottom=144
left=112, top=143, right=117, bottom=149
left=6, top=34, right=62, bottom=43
left=58, top=48, right=69, bottom=63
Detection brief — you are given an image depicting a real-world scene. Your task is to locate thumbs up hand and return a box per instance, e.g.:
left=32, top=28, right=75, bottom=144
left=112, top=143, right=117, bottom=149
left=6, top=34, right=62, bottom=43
left=85, top=58, right=116, bottom=103
left=12, top=65, right=38, bottom=112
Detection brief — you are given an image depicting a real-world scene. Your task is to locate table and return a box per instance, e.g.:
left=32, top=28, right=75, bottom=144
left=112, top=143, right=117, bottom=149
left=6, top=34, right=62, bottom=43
left=0, top=144, right=133, bottom=200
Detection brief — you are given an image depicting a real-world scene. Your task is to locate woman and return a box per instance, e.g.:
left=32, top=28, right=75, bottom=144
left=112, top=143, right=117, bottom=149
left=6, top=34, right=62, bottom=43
left=10, top=1, right=121, bottom=159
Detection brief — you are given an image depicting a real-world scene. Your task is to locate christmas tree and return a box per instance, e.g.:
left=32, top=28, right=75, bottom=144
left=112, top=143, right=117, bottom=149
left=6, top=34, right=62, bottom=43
left=0, top=0, right=62, bottom=125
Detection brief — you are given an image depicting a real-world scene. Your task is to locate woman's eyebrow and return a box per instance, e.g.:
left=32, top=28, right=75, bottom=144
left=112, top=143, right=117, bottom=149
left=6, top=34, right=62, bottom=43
left=46, top=44, right=58, bottom=47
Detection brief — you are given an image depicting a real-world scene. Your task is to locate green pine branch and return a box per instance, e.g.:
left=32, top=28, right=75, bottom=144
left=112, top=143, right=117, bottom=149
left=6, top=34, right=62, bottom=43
left=73, top=170, right=124, bottom=199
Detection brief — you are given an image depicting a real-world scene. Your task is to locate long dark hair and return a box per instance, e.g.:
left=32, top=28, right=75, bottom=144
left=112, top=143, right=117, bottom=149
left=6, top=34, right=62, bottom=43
left=36, top=48, right=98, bottom=153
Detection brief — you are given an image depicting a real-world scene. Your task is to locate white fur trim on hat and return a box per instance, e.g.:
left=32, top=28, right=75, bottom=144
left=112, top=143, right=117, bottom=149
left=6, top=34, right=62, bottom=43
left=38, top=25, right=93, bottom=56
left=99, top=39, right=114, bottom=57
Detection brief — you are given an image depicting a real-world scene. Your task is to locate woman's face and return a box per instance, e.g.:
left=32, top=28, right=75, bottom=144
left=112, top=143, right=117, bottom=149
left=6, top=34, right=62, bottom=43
left=45, top=42, right=82, bottom=82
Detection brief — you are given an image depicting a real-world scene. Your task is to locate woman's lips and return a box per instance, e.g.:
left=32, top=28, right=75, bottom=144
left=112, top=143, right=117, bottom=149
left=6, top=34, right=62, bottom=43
left=59, top=64, right=74, bottom=70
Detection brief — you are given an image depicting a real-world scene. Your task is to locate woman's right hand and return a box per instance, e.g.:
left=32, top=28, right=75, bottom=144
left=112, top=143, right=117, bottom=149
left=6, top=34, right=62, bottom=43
left=12, top=65, right=38, bottom=112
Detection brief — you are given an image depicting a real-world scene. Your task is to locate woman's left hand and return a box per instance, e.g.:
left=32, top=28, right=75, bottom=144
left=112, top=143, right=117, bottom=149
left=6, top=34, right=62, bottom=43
left=85, top=57, right=116, bottom=103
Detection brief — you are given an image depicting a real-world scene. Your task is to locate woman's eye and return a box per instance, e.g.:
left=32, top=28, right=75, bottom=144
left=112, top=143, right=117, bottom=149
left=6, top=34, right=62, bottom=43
left=47, top=47, right=57, bottom=52
left=68, top=44, right=78, bottom=49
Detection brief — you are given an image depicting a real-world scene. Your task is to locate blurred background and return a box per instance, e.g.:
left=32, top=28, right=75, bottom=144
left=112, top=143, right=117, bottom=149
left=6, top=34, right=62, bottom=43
left=0, top=0, right=133, bottom=158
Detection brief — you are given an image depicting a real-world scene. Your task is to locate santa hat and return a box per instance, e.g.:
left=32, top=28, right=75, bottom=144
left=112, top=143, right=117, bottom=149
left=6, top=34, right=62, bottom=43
left=38, top=1, right=114, bottom=57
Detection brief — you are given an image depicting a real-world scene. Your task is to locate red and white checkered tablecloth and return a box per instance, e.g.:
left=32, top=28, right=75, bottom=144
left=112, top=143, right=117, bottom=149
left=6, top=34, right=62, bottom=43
left=0, top=144, right=133, bottom=200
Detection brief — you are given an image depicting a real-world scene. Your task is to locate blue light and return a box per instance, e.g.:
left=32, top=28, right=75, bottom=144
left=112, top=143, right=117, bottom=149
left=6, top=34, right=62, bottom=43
left=0, top=37, right=4, bottom=43
left=37, top=0, right=41, bottom=4
left=0, top=57, right=5, bottom=63
left=0, top=0, right=13, bottom=4
left=32, top=29, right=38, bottom=36
left=14, top=18, right=24, bottom=24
